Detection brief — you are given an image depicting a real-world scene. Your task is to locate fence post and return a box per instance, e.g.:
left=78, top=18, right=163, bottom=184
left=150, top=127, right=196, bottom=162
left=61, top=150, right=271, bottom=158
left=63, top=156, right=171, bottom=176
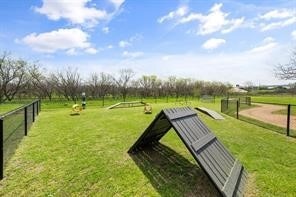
left=236, top=100, right=239, bottom=119
left=0, top=118, right=3, bottom=180
left=24, top=107, right=28, bottom=136
left=32, top=103, right=35, bottom=122
left=221, top=100, right=223, bottom=112
left=39, top=99, right=41, bottom=113
left=36, top=101, right=39, bottom=115
left=287, top=104, right=291, bottom=136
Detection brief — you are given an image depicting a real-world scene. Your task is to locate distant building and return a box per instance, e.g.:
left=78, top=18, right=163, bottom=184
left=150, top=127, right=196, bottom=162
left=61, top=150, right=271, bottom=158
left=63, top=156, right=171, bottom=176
left=228, top=84, right=248, bottom=94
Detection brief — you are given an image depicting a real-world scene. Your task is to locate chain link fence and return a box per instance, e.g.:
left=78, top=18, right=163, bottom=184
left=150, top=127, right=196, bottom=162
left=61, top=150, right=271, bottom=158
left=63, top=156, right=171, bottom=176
left=0, top=100, right=41, bottom=179
left=221, top=97, right=296, bottom=138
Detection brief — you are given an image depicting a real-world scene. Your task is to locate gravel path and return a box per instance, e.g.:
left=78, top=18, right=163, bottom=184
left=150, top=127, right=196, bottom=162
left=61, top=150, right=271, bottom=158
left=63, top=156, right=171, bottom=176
left=239, top=103, right=296, bottom=129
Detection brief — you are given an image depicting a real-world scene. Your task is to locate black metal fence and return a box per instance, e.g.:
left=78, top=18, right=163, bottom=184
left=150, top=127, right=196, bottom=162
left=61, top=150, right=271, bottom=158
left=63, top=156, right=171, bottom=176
left=199, top=95, right=215, bottom=103
left=283, top=104, right=296, bottom=137
left=221, top=97, right=251, bottom=119
left=0, top=99, right=41, bottom=179
left=221, top=97, right=296, bottom=138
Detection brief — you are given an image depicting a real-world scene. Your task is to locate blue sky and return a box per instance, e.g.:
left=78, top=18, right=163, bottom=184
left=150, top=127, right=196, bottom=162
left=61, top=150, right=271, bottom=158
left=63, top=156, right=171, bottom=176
left=0, top=0, right=296, bottom=85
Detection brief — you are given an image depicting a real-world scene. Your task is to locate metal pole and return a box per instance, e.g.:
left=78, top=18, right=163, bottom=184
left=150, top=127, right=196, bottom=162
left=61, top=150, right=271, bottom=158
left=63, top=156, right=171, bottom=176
left=36, top=101, right=39, bottom=115
left=32, top=103, right=35, bottom=122
left=236, top=100, right=239, bottom=119
left=287, top=104, right=291, bottom=136
left=0, top=118, right=3, bottom=180
left=39, top=99, right=41, bottom=112
left=24, top=107, right=28, bottom=136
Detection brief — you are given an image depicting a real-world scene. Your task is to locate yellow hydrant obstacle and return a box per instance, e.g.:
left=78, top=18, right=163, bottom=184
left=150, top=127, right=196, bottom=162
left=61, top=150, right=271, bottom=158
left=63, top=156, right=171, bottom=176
left=144, top=104, right=152, bottom=114
left=71, top=104, right=82, bottom=115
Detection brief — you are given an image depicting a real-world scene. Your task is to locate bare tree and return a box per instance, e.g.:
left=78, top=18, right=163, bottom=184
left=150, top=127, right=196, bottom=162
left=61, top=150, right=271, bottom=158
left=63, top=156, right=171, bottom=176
left=88, top=73, right=100, bottom=98
left=88, top=72, right=113, bottom=106
left=114, top=69, right=135, bottom=102
left=138, top=75, right=152, bottom=98
left=28, top=64, right=54, bottom=100
left=53, top=67, right=81, bottom=102
left=0, top=52, right=29, bottom=102
left=275, top=48, right=296, bottom=80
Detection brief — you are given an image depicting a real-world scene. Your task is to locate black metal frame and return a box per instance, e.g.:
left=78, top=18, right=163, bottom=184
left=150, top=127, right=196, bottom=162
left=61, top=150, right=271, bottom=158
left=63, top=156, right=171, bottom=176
left=129, top=107, right=247, bottom=197
left=0, top=99, right=41, bottom=180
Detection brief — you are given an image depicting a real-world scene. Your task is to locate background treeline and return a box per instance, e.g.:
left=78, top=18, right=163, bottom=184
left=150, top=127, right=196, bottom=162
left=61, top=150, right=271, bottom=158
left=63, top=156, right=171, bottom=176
left=0, top=52, right=232, bottom=105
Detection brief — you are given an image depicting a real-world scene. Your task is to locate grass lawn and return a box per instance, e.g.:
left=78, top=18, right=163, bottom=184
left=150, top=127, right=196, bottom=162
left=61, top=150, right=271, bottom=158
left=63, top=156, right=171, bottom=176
left=0, top=101, right=296, bottom=196
left=252, top=95, right=296, bottom=105
left=0, top=103, right=23, bottom=115
left=272, top=107, right=296, bottom=116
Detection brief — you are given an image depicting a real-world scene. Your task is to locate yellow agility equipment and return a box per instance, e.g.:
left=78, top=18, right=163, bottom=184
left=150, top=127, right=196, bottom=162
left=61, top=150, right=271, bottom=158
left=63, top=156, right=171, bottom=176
left=144, top=104, right=152, bottom=114
left=71, top=104, right=82, bottom=115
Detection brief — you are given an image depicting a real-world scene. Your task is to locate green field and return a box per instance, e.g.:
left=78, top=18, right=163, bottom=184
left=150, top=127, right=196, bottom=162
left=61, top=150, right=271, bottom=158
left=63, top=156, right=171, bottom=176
left=0, top=104, right=23, bottom=115
left=0, top=101, right=295, bottom=196
left=252, top=95, right=296, bottom=105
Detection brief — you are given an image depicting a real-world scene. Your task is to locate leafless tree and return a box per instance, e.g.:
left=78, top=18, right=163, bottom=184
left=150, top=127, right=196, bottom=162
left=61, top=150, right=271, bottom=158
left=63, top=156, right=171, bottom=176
left=275, top=48, right=296, bottom=80
left=88, top=72, right=113, bottom=106
left=138, top=75, right=152, bottom=98
left=52, top=67, right=81, bottom=102
left=28, top=64, right=54, bottom=100
left=113, top=69, right=135, bottom=102
left=0, top=52, right=29, bottom=102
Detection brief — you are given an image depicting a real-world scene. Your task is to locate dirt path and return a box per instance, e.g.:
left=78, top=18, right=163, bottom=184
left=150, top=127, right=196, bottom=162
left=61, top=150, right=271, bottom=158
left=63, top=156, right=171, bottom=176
left=240, top=103, right=296, bottom=129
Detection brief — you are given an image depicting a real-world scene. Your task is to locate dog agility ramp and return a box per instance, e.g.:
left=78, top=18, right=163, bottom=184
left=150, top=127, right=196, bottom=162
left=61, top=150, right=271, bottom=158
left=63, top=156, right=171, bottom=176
left=195, top=107, right=225, bottom=120
left=107, top=101, right=146, bottom=109
left=128, top=107, right=247, bottom=197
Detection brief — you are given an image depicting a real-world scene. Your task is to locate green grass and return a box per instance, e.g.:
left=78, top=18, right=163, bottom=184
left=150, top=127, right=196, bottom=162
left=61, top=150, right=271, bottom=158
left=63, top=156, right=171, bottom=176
left=252, top=95, right=296, bottom=105
left=0, top=101, right=296, bottom=196
left=271, top=107, right=296, bottom=116
left=0, top=103, right=23, bottom=115
left=239, top=115, right=296, bottom=137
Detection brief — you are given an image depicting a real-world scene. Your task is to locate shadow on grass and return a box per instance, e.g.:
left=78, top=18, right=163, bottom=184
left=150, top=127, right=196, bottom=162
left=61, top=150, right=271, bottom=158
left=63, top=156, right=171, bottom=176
left=129, top=143, right=220, bottom=197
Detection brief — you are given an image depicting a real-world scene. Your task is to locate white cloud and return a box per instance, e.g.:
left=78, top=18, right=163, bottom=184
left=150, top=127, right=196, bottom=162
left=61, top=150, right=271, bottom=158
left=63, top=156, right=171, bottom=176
left=66, top=48, right=78, bottom=56
left=43, top=44, right=289, bottom=85
left=22, top=28, right=97, bottom=54
left=292, top=30, right=296, bottom=40
left=260, top=17, right=296, bottom=31
left=259, top=8, right=296, bottom=31
left=109, top=0, right=125, bottom=9
left=162, top=55, right=172, bottom=61
left=35, top=0, right=123, bottom=28
left=119, top=40, right=131, bottom=48
left=175, top=3, right=244, bottom=35
left=202, top=38, right=226, bottom=50
left=118, top=34, right=143, bottom=48
left=102, top=27, right=110, bottom=34
left=158, top=6, right=188, bottom=23
left=107, top=45, right=113, bottom=49
left=260, top=9, right=296, bottom=20
left=262, top=37, right=275, bottom=43
left=249, top=37, right=277, bottom=53
left=122, top=51, right=144, bottom=58
left=85, top=47, right=98, bottom=54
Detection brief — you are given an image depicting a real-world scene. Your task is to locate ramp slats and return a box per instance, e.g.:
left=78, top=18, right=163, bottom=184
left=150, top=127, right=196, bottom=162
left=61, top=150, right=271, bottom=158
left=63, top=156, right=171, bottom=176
left=191, top=133, right=216, bottom=152
left=166, top=110, right=197, bottom=120
left=128, top=107, right=247, bottom=197
left=195, top=107, right=225, bottom=120
left=222, top=160, right=243, bottom=197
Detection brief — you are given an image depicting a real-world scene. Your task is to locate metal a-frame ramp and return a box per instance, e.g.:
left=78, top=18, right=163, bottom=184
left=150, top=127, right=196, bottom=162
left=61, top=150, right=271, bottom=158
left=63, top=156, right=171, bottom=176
left=195, top=107, right=225, bottom=120
left=128, top=107, right=247, bottom=197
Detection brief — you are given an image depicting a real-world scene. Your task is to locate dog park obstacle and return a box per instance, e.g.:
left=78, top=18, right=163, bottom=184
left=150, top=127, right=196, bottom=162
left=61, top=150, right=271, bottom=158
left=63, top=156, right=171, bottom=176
left=107, top=101, right=147, bottom=109
left=195, top=107, right=225, bottom=120
left=71, top=104, right=82, bottom=115
left=129, top=107, right=247, bottom=197
left=144, top=104, right=152, bottom=114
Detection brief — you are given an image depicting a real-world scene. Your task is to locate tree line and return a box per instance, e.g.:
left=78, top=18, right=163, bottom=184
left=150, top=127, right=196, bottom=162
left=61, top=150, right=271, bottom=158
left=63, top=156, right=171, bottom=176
left=0, top=52, right=232, bottom=105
